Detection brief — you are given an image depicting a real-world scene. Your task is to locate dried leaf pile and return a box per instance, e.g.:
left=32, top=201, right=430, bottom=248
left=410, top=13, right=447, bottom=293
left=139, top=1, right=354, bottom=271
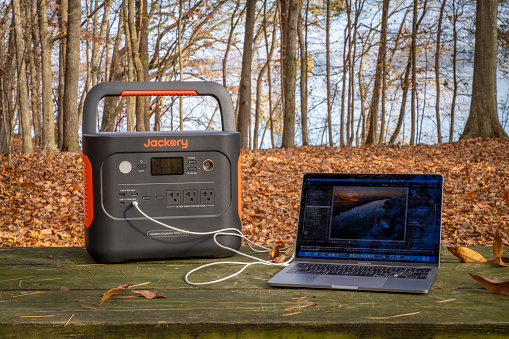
left=1, top=137, right=508, bottom=248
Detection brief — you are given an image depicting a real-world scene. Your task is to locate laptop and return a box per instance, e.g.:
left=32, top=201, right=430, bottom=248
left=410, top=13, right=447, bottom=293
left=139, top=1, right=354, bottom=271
left=268, top=173, right=443, bottom=294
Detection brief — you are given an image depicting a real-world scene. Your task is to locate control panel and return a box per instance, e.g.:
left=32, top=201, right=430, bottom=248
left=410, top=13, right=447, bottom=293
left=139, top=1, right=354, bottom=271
left=100, top=151, right=231, bottom=219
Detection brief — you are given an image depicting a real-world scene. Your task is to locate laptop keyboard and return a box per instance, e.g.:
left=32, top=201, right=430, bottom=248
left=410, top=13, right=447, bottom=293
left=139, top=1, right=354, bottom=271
left=289, top=263, right=430, bottom=279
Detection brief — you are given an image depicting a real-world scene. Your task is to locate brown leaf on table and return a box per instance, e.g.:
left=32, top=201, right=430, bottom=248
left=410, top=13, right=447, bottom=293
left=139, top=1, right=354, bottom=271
left=492, top=227, right=507, bottom=267
left=470, top=274, right=509, bottom=295
left=98, top=283, right=133, bottom=305
left=131, top=290, right=166, bottom=299
left=274, top=254, right=286, bottom=264
left=447, top=246, right=487, bottom=263
left=269, top=245, right=281, bottom=260
left=285, top=248, right=295, bottom=256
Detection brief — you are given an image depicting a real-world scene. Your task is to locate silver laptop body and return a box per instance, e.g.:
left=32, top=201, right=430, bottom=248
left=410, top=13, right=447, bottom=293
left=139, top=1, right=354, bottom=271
left=268, top=173, right=443, bottom=294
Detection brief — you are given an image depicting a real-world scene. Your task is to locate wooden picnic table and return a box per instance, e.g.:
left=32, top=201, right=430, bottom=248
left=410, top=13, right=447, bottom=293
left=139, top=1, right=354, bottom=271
left=0, top=246, right=508, bottom=338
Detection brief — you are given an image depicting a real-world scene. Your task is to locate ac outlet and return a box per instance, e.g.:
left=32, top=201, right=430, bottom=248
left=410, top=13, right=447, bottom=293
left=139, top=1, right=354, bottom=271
left=167, top=190, right=181, bottom=205
left=183, top=189, right=198, bottom=204
left=200, top=189, right=215, bottom=204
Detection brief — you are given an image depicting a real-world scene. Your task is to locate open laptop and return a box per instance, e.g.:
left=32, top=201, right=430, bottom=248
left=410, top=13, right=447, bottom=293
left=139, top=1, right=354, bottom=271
left=268, top=173, right=443, bottom=294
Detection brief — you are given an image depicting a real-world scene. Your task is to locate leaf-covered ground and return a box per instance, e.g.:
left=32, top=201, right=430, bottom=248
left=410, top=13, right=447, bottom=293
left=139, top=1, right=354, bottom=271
left=1, top=138, right=508, bottom=248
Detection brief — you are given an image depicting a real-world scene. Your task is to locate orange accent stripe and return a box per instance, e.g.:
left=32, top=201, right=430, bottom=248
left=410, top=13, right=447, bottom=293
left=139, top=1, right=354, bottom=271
left=83, top=154, right=94, bottom=228
left=119, top=90, right=198, bottom=97
left=238, top=154, right=242, bottom=222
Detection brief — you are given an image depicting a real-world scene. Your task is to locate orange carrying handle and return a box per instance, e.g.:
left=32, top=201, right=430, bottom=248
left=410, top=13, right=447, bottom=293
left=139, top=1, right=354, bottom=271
left=119, top=90, right=198, bottom=97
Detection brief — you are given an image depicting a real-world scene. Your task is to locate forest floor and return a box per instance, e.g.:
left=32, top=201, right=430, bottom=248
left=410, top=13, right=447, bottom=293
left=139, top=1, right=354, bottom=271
left=0, top=137, right=508, bottom=248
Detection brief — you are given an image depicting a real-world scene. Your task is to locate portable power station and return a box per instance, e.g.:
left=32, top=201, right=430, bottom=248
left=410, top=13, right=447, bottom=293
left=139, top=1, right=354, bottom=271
left=82, top=82, right=241, bottom=262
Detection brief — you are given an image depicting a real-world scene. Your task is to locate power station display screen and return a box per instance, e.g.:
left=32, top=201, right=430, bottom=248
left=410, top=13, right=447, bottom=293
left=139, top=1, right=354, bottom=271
left=151, top=157, right=184, bottom=175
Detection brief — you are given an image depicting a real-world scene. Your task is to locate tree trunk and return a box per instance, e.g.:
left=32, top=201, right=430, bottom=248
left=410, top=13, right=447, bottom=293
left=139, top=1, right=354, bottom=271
left=460, top=0, right=508, bottom=140
left=237, top=0, right=257, bottom=149
left=340, top=5, right=349, bottom=146
left=326, top=0, right=333, bottom=147
left=0, top=22, right=16, bottom=155
left=434, top=0, right=446, bottom=144
left=255, top=9, right=276, bottom=150
left=26, top=1, right=42, bottom=150
left=122, top=1, right=135, bottom=132
left=178, top=0, right=184, bottom=130
left=223, top=0, right=241, bottom=89
left=280, top=0, right=299, bottom=148
left=127, top=0, right=146, bottom=131
left=389, top=56, right=412, bottom=145
left=409, top=0, right=418, bottom=145
left=298, top=5, right=309, bottom=146
left=12, top=0, right=33, bottom=153
left=365, top=0, right=389, bottom=146
left=138, top=0, right=150, bottom=129
left=449, top=1, right=458, bottom=143
left=80, top=0, right=113, bottom=131
left=61, top=0, right=81, bottom=151
left=101, top=12, right=125, bottom=132
left=265, top=1, right=276, bottom=149
left=56, top=0, right=68, bottom=149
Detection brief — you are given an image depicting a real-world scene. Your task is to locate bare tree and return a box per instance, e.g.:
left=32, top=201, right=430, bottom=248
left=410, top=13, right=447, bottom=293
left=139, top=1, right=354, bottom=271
left=127, top=0, right=146, bottom=131
left=297, top=3, right=309, bottom=146
left=56, top=0, right=68, bottom=148
left=326, top=0, right=333, bottom=147
left=254, top=1, right=276, bottom=150
left=237, top=0, right=257, bottom=149
left=12, top=0, right=33, bottom=153
left=61, top=0, right=81, bottom=151
left=26, top=1, right=42, bottom=149
left=365, top=0, right=389, bottom=146
left=280, top=0, right=300, bottom=148
left=434, top=0, right=446, bottom=144
left=0, top=10, right=15, bottom=155
left=448, top=0, right=459, bottom=142
left=460, top=0, right=508, bottom=140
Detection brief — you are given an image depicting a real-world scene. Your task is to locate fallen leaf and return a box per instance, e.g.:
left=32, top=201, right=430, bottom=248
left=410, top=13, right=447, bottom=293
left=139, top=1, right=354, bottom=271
left=493, top=227, right=504, bottom=257
left=503, top=188, right=509, bottom=200
left=269, top=245, right=281, bottom=260
left=274, top=254, right=286, bottom=264
left=493, top=227, right=507, bottom=267
left=98, top=283, right=133, bottom=305
left=447, top=246, right=487, bottom=263
left=285, top=248, right=295, bottom=256
left=470, top=274, right=509, bottom=295
left=131, top=290, right=166, bottom=299
left=467, top=191, right=478, bottom=199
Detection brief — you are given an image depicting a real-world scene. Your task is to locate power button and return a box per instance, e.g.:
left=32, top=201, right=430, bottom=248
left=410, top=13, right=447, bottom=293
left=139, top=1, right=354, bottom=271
left=119, top=161, right=132, bottom=174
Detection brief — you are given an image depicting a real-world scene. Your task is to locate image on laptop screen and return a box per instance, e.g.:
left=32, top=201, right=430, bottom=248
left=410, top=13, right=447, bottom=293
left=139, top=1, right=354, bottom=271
left=296, top=173, right=443, bottom=264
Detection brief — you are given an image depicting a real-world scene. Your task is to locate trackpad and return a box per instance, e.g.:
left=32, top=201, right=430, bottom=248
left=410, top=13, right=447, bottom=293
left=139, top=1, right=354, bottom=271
left=313, top=276, right=388, bottom=288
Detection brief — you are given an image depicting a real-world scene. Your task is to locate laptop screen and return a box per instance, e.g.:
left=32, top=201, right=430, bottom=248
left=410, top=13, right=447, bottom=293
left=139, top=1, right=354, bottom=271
left=296, top=173, right=443, bottom=264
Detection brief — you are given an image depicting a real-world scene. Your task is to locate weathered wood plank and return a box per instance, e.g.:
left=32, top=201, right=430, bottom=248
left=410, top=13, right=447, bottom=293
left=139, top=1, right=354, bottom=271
left=1, top=246, right=508, bottom=338
left=0, top=261, right=507, bottom=291
left=0, top=289, right=508, bottom=337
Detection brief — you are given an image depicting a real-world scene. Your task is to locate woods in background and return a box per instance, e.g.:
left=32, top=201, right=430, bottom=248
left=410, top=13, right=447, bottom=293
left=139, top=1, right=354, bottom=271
left=0, top=0, right=508, bottom=155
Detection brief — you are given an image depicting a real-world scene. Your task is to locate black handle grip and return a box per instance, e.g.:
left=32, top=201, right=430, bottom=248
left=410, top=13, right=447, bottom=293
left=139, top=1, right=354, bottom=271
left=82, top=81, right=236, bottom=134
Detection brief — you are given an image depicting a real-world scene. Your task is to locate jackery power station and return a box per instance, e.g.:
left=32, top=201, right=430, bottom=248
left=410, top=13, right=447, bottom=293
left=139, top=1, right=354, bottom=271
left=82, top=82, right=241, bottom=262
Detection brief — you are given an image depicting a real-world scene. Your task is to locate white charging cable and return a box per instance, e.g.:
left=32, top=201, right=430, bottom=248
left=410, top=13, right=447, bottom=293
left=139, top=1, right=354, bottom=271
left=131, top=201, right=294, bottom=285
